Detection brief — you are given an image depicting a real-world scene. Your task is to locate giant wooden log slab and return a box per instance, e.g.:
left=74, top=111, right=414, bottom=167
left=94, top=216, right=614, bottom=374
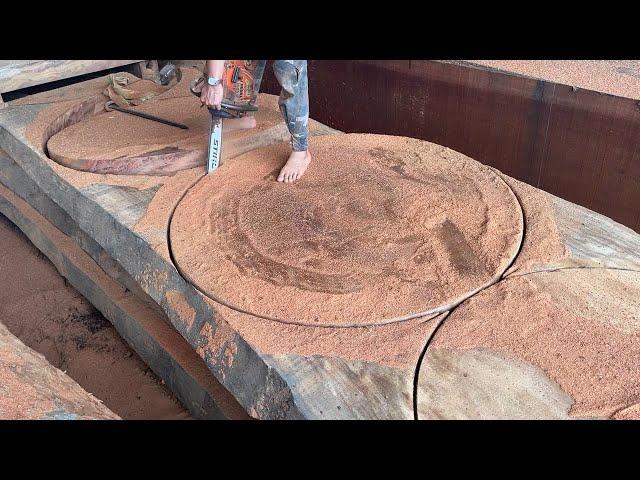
left=0, top=322, right=118, bottom=420
left=1, top=67, right=639, bottom=419
left=2, top=70, right=433, bottom=419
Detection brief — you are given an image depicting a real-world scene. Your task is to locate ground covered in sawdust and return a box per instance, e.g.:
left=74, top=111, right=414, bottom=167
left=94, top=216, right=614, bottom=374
left=170, top=134, right=523, bottom=327
left=468, top=60, right=640, bottom=100
left=0, top=214, right=190, bottom=420
left=0, top=322, right=119, bottom=420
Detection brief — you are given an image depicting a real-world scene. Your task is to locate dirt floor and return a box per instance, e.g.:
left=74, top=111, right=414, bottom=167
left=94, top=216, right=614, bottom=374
left=0, top=213, right=191, bottom=420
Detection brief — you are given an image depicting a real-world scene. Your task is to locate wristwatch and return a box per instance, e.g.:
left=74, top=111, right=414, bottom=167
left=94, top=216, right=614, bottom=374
left=207, top=76, right=222, bottom=86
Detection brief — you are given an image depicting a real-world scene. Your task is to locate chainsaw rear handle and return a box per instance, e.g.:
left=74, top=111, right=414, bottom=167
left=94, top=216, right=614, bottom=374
left=209, top=108, right=236, bottom=119
left=208, top=102, right=259, bottom=119
left=221, top=101, right=259, bottom=112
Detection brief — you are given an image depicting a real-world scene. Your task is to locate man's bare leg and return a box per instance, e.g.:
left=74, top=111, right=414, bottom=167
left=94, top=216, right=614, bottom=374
left=277, top=150, right=312, bottom=183
left=271, top=60, right=310, bottom=184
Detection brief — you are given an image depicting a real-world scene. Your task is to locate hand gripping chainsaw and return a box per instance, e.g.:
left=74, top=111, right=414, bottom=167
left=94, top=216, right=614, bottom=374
left=190, top=60, right=261, bottom=173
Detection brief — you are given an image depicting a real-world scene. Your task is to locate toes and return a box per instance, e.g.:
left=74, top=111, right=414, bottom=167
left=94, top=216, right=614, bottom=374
left=276, top=163, right=308, bottom=184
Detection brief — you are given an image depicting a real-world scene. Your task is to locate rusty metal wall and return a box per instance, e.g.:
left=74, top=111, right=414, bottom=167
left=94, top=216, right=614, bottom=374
left=261, top=60, right=640, bottom=232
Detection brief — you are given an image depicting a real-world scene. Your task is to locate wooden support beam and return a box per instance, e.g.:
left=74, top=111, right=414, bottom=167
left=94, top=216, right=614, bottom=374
left=0, top=60, right=145, bottom=94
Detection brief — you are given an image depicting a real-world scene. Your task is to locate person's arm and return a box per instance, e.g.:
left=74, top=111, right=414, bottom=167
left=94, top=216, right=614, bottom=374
left=200, top=60, right=226, bottom=109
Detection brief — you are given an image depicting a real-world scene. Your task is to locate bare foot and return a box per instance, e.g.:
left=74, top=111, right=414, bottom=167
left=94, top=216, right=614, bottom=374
left=277, top=150, right=312, bottom=183
left=223, top=115, right=257, bottom=133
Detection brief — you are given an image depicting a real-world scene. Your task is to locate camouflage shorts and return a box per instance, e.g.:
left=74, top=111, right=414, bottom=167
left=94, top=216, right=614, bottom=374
left=253, top=60, right=309, bottom=152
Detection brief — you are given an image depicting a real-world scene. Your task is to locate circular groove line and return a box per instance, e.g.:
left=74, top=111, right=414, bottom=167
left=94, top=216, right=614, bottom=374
left=412, top=187, right=529, bottom=419
left=167, top=137, right=526, bottom=328
left=412, top=266, right=640, bottom=420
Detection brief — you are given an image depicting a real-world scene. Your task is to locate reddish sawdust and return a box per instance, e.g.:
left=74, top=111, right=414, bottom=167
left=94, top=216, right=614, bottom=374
left=496, top=172, right=570, bottom=275
left=216, top=300, right=444, bottom=370
left=613, top=403, right=640, bottom=419
left=165, top=291, right=196, bottom=330
left=46, top=96, right=210, bottom=164
left=0, top=323, right=118, bottom=420
left=0, top=214, right=190, bottom=420
left=469, top=60, right=640, bottom=100
left=170, top=134, right=523, bottom=327
left=430, top=269, right=640, bottom=419
left=133, top=167, right=203, bottom=259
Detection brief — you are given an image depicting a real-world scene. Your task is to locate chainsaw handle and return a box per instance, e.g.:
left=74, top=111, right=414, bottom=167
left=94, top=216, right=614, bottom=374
left=209, top=101, right=259, bottom=118
left=221, top=102, right=259, bottom=112
left=209, top=108, right=236, bottom=119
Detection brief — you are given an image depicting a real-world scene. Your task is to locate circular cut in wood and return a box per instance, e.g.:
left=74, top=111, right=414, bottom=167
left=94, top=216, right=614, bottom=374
left=169, top=134, right=524, bottom=327
left=416, top=269, right=640, bottom=419
left=45, top=94, right=285, bottom=176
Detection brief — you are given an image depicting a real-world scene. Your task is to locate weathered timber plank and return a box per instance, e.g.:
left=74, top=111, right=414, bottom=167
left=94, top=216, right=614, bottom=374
left=497, top=172, right=640, bottom=276
left=0, top=60, right=144, bottom=94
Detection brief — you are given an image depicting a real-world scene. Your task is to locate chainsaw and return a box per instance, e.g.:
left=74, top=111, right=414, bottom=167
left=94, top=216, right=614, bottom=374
left=190, top=60, right=261, bottom=173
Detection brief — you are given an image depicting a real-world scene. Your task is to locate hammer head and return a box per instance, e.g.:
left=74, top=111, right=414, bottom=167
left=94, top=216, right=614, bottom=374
left=158, top=64, right=182, bottom=86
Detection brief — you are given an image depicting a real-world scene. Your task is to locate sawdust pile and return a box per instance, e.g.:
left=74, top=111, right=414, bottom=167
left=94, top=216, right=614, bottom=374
left=170, top=134, right=524, bottom=326
left=428, top=269, right=640, bottom=418
left=48, top=96, right=209, bottom=162
left=470, top=60, right=640, bottom=100
left=0, top=322, right=119, bottom=420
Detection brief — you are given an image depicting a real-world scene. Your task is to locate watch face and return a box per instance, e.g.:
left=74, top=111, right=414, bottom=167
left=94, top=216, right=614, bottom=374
left=207, top=77, right=220, bottom=86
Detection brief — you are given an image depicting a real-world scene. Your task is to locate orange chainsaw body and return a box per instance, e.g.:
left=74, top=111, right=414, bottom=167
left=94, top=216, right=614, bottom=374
left=222, top=60, right=260, bottom=108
